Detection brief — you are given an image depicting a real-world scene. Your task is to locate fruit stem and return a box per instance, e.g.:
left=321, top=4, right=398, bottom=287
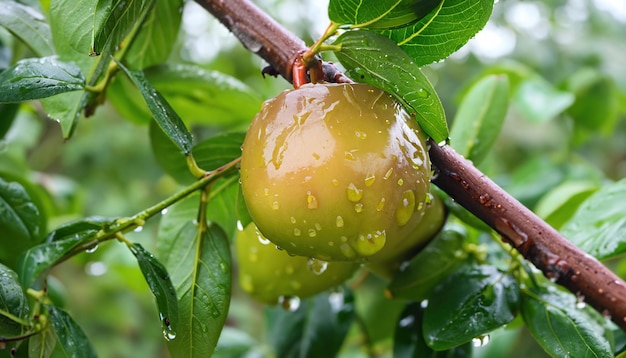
left=302, top=22, right=340, bottom=65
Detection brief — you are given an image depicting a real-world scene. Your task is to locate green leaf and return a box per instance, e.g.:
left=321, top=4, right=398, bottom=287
left=450, top=75, right=509, bottom=165
left=564, top=68, right=620, bottom=134
left=561, top=179, right=626, bottom=260
left=328, top=0, right=442, bottom=29
left=40, top=91, right=88, bottom=139
left=334, top=30, right=448, bottom=143
left=90, top=0, right=152, bottom=56
left=117, top=61, right=193, bottom=155
left=521, top=286, right=613, bottom=357
left=386, top=229, right=467, bottom=301
left=514, top=75, right=575, bottom=123
left=29, top=323, right=58, bottom=358
left=423, top=265, right=519, bottom=350
left=124, top=0, right=183, bottom=69
left=0, top=1, right=55, bottom=57
left=46, top=305, right=97, bottom=358
left=393, top=302, right=473, bottom=357
left=381, top=0, right=493, bottom=66
left=0, top=177, right=44, bottom=247
left=0, top=263, right=29, bottom=337
left=535, top=181, right=598, bottom=230
left=150, top=123, right=245, bottom=185
left=267, top=289, right=355, bottom=358
left=128, top=243, right=179, bottom=339
left=17, top=217, right=113, bottom=288
left=0, top=57, right=85, bottom=103
left=0, top=103, right=19, bottom=139
left=158, top=208, right=232, bottom=357
left=109, top=65, right=263, bottom=129
left=213, top=327, right=260, bottom=358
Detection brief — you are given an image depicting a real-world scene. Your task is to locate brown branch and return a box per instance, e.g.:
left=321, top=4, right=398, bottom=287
left=194, top=0, right=626, bottom=331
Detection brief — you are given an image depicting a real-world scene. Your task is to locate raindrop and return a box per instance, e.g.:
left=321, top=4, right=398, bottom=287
left=263, top=188, right=270, bottom=196
left=307, top=258, right=328, bottom=275
left=383, top=168, right=394, bottom=180
left=134, top=226, right=143, bottom=232
left=306, top=191, right=318, bottom=209
left=85, top=244, right=99, bottom=254
left=331, top=179, right=339, bottom=187
left=397, top=178, right=404, bottom=186
left=340, top=243, right=356, bottom=259
left=278, top=295, right=301, bottom=311
left=354, top=203, right=364, bottom=213
left=308, top=229, right=317, bottom=237
left=336, top=216, right=344, bottom=228
left=293, top=228, right=301, bottom=236
left=472, top=335, right=490, bottom=347
left=395, top=190, right=416, bottom=226
left=236, top=220, right=244, bottom=231
left=290, top=216, right=297, bottom=224
left=416, top=88, right=429, bottom=98
left=161, top=208, right=169, bottom=215
left=420, top=299, right=429, bottom=308
left=315, top=223, right=322, bottom=231
left=344, top=151, right=357, bottom=161
left=255, top=228, right=270, bottom=245
left=272, top=201, right=280, bottom=210
left=376, top=197, right=386, bottom=211
left=163, top=328, right=177, bottom=341
left=346, top=183, right=363, bottom=202
left=364, top=174, right=376, bottom=187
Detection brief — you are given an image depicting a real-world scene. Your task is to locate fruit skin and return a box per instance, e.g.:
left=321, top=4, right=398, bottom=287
left=236, top=223, right=360, bottom=305
left=241, top=83, right=433, bottom=262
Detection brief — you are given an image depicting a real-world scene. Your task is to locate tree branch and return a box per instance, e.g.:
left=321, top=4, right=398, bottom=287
left=194, top=0, right=626, bottom=331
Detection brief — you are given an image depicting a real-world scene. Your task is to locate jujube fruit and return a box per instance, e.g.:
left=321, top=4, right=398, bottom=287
left=240, top=83, right=435, bottom=262
left=236, top=223, right=360, bottom=304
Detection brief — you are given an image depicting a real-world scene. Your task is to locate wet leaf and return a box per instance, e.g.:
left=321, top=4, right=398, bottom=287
left=0, top=1, right=55, bottom=57
left=267, top=289, right=355, bottom=358
left=393, top=302, right=473, bottom=357
left=29, top=323, right=58, bottom=358
left=387, top=230, right=467, bottom=301
left=0, top=263, right=30, bottom=337
left=381, top=0, right=493, bottom=66
left=535, top=181, right=598, bottom=230
left=90, top=0, right=151, bottom=56
left=328, top=0, right=442, bottom=29
left=561, top=178, right=626, bottom=260
left=17, top=217, right=114, bottom=288
left=514, top=75, right=575, bottom=123
left=46, top=305, right=97, bottom=358
left=124, top=0, right=183, bottom=69
left=521, top=286, right=613, bottom=357
left=129, top=243, right=179, bottom=339
left=423, top=264, right=519, bottom=350
left=334, top=30, right=448, bottom=143
left=450, top=75, right=509, bottom=165
left=0, top=177, right=44, bottom=247
left=0, top=57, right=85, bottom=103
left=158, top=209, right=232, bottom=357
left=117, top=61, right=193, bottom=155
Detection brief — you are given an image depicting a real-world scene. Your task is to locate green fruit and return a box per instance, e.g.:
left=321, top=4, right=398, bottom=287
left=236, top=223, right=360, bottom=305
left=241, top=83, right=434, bottom=262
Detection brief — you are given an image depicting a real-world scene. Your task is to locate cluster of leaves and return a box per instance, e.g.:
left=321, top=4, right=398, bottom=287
left=0, top=0, right=625, bottom=357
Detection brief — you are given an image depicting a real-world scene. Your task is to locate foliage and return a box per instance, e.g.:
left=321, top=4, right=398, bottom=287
left=0, top=0, right=625, bottom=357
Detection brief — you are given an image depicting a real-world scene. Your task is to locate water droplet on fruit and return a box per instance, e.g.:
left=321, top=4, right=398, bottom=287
left=397, top=178, right=404, bottom=186
left=346, top=183, right=363, bottom=202
left=355, top=130, right=367, bottom=139
left=272, top=201, right=280, bottom=210
left=315, top=223, right=322, bottom=231
left=395, top=190, right=416, bottom=226
left=376, top=197, right=386, bottom=211
left=352, top=230, right=386, bottom=257
left=278, top=295, right=301, bottom=311
left=293, top=228, right=301, bottom=236
left=344, top=150, right=357, bottom=161
left=364, top=174, right=376, bottom=186
left=354, top=203, right=364, bottom=213
left=472, top=335, right=490, bottom=347
left=425, top=192, right=434, bottom=206
left=312, top=152, right=320, bottom=160
left=336, top=216, right=344, bottom=228
left=306, top=191, right=318, bottom=209
left=340, top=243, right=356, bottom=259
left=307, top=258, right=328, bottom=275
left=256, top=233, right=270, bottom=245
left=331, top=179, right=339, bottom=186
left=263, top=188, right=270, bottom=196
left=290, top=216, right=296, bottom=224
left=308, top=229, right=317, bottom=237
left=384, top=168, right=394, bottom=180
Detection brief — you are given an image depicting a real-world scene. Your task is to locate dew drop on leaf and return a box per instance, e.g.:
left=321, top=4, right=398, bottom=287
left=472, top=335, right=490, bottom=347
left=307, top=258, right=328, bottom=275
